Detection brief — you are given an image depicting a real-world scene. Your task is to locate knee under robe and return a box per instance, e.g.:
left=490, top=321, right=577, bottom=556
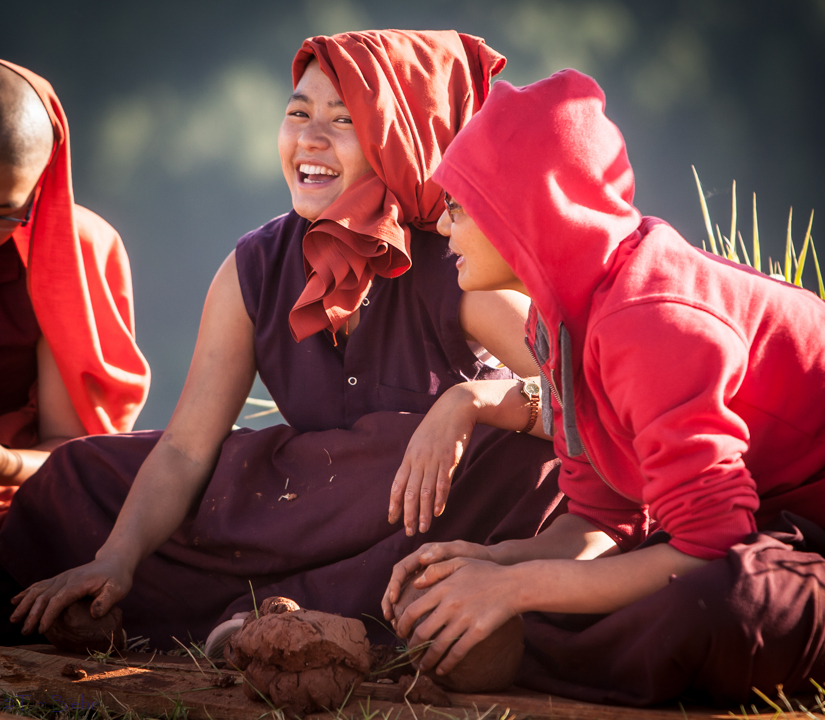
left=517, top=513, right=825, bottom=706
left=0, top=211, right=564, bottom=647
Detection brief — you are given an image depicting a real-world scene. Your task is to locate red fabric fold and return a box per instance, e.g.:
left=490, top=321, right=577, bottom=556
left=1, top=60, right=150, bottom=437
left=287, top=30, right=506, bottom=341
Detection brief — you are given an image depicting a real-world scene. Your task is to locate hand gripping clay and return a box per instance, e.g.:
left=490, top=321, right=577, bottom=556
left=44, top=599, right=126, bottom=654
left=393, top=573, right=524, bottom=693
left=225, top=596, right=371, bottom=716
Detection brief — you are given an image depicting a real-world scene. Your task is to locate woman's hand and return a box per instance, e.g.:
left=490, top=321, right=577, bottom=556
left=393, top=557, right=520, bottom=676
left=10, top=558, right=133, bottom=635
left=388, top=385, right=478, bottom=536
left=382, top=540, right=495, bottom=620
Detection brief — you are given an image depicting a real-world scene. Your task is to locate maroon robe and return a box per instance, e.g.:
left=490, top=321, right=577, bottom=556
left=517, top=513, right=825, bottom=706
left=0, top=240, right=40, bottom=511
left=0, top=212, right=564, bottom=647
left=0, top=240, right=39, bottom=445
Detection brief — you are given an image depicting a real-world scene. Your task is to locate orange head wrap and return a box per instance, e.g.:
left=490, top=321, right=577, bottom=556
left=286, top=30, right=506, bottom=342
left=1, top=59, right=150, bottom=437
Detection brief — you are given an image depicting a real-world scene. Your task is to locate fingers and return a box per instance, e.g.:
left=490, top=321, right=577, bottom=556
left=16, top=580, right=71, bottom=635
left=37, top=581, right=91, bottom=633
left=394, top=586, right=443, bottom=640
left=10, top=567, right=127, bottom=635
left=432, top=464, right=452, bottom=520
left=408, top=604, right=488, bottom=675
left=429, top=627, right=483, bottom=676
left=416, top=463, right=439, bottom=534
left=382, top=544, right=469, bottom=620
left=11, top=577, right=78, bottom=634
left=10, top=584, right=48, bottom=630
left=388, top=460, right=411, bottom=525
left=382, top=550, right=427, bottom=619
left=89, top=579, right=124, bottom=620
left=416, top=542, right=454, bottom=565
left=402, top=466, right=424, bottom=537
left=413, top=558, right=464, bottom=590
left=406, top=596, right=464, bottom=671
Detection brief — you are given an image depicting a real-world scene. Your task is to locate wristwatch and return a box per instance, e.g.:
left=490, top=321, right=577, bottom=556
left=519, top=379, right=541, bottom=433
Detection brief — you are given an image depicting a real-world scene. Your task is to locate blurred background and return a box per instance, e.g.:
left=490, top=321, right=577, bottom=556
left=4, top=0, right=824, bottom=430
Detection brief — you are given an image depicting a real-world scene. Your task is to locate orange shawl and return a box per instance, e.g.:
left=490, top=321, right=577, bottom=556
left=1, top=60, right=150, bottom=439
left=287, top=30, right=505, bottom=342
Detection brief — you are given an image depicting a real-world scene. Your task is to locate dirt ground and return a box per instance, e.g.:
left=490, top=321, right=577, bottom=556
left=0, top=645, right=813, bottom=720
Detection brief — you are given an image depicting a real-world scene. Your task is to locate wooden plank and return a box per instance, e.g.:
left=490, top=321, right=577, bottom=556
left=0, top=646, right=813, bottom=720
left=1, top=646, right=248, bottom=719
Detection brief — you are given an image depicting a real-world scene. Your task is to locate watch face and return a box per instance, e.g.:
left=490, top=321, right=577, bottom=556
left=524, top=381, right=540, bottom=396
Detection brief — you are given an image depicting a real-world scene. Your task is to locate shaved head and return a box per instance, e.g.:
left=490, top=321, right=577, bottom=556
left=0, top=64, right=53, bottom=172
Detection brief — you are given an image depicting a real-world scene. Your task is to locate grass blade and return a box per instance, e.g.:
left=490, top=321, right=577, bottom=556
left=244, top=397, right=278, bottom=408
left=730, top=179, right=737, bottom=257
left=794, top=210, right=814, bottom=286
left=693, top=166, right=718, bottom=254
left=717, top=225, right=735, bottom=262
left=752, top=686, right=785, bottom=717
left=785, top=208, right=794, bottom=283
left=249, top=579, right=259, bottom=619
left=752, top=192, right=761, bottom=273
left=737, top=231, right=751, bottom=267
left=810, top=238, right=825, bottom=300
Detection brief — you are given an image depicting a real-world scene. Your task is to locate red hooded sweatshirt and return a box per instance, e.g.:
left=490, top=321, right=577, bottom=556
left=434, top=70, right=825, bottom=560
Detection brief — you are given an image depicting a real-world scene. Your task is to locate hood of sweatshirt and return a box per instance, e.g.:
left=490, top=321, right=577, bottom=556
left=433, top=69, right=641, bottom=366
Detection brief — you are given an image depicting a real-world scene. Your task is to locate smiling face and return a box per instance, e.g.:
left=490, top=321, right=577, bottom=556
left=278, top=60, right=374, bottom=222
left=437, top=200, right=528, bottom=295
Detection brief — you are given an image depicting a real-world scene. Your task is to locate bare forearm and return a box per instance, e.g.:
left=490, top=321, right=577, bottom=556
left=98, top=252, right=256, bottom=573
left=0, top=438, right=77, bottom=484
left=487, top=513, right=619, bottom=565
left=504, top=542, right=708, bottom=615
left=450, top=379, right=551, bottom=440
left=96, top=435, right=219, bottom=573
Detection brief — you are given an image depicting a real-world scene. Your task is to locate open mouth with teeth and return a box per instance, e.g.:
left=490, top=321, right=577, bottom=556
left=298, top=163, right=341, bottom=184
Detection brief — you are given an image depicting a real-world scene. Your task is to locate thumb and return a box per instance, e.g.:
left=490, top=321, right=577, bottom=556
left=91, top=582, right=120, bottom=618
left=415, top=558, right=463, bottom=588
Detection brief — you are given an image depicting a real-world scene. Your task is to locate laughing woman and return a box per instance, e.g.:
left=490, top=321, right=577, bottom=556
left=2, top=31, right=563, bottom=648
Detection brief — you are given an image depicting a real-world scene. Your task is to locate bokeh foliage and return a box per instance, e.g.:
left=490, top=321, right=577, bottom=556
left=4, top=0, right=824, bottom=428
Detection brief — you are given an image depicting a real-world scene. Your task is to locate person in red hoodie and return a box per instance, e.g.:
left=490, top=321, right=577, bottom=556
left=383, top=69, right=825, bottom=706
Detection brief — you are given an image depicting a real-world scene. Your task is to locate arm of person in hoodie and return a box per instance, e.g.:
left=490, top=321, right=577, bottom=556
left=388, top=302, right=751, bottom=675
left=387, top=289, right=549, bottom=537
left=390, top=524, right=706, bottom=675
left=592, top=301, right=758, bottom=559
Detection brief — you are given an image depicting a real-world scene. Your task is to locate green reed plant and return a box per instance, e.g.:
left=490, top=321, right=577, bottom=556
left=692, top=167, right=822, bottom=300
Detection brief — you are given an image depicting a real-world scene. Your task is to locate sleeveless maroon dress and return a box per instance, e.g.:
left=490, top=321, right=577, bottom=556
left=0, top=212, right=563, bottom=647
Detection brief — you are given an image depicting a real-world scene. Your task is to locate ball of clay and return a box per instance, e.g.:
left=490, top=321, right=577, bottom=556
left=395, top=674, right=452, bottom=706
left=44, top=599, right=126, bottom=654
left=392, top=572, right=524, bottom=693
left=226, top=599, right=370, bottom=716
left=259, top=596, right=300, bottom=616
left=224, top=596, right=302, bottom=668
left=244, top=659, right=364, bottom=716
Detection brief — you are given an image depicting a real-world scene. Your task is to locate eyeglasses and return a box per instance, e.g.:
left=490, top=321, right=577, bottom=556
left=444, top=192, right=464, bottom=223
left=0, top=201, right=33, bottom=227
